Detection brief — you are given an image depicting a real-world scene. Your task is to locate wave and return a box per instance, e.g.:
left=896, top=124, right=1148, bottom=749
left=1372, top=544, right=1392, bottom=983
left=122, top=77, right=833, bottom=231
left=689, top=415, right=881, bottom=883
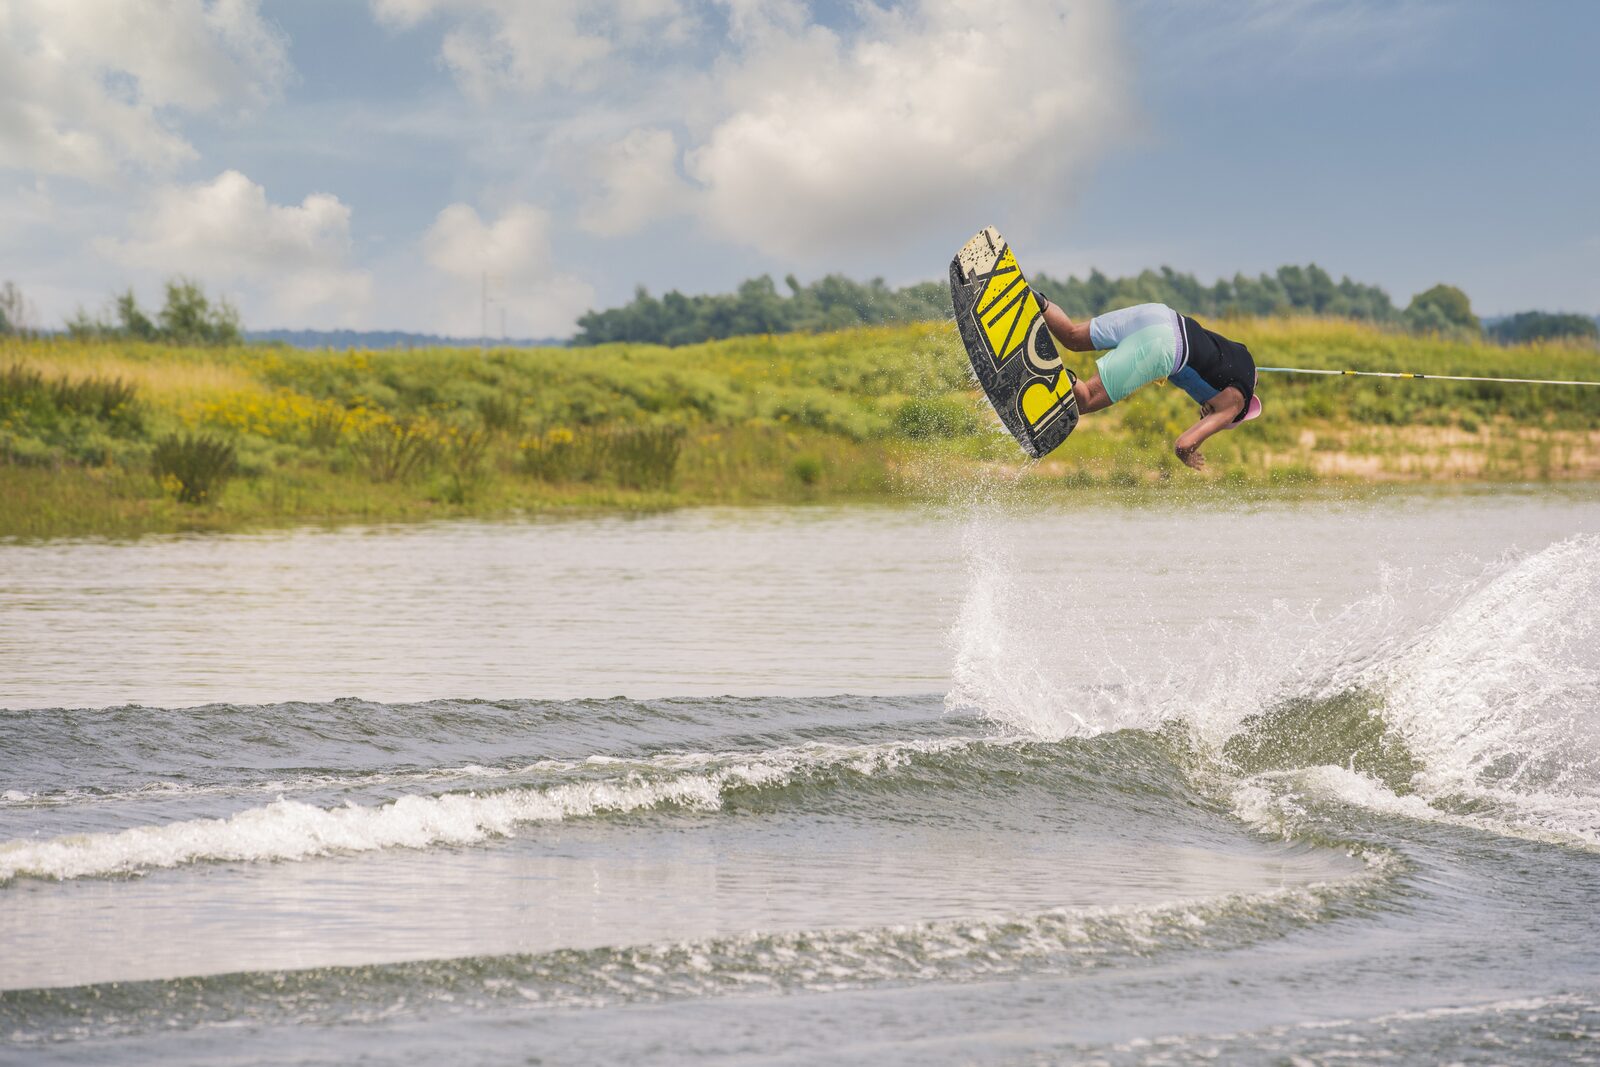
left=0, top=737, right=990, bottom=884
left=1, top=863, right=1400, bottom=1043
left=0, top=693, right=949, bottom=800
left=950, top=524, right=1600, bottom=849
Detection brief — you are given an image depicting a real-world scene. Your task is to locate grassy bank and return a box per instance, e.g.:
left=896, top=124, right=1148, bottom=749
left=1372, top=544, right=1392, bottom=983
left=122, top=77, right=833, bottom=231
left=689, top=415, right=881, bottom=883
left=3, top=318, right=1599, bottom=538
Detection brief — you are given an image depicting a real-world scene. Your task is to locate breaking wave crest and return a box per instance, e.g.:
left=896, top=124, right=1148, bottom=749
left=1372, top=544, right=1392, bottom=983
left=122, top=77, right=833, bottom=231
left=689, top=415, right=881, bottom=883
left=0, top=738, right=985, bottom=884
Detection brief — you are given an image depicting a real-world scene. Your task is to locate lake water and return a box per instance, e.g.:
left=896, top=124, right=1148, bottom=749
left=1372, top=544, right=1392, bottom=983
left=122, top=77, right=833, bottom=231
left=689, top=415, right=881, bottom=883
left=3, top=492, right=1599, bottom=1064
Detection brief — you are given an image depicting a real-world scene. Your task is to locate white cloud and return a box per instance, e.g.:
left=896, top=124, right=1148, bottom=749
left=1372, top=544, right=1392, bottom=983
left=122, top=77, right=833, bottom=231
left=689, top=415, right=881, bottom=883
left=0, top=0, right=291, bottom=181
left=403, top=0, right=1129, bottom=261
left=659, top=0, right=1125, bottom=259
left=99, top=170, right=371, bottom=322
left=371, top=0, right=692, bottom=99
left=577, top=127, right=690, bottom=237
left=422, top=202, right=595, bottom=336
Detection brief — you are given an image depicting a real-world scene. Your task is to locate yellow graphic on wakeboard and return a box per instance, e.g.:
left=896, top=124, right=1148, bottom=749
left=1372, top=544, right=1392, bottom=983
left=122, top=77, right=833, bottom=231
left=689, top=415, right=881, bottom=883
left=1021, top=371, right=1074, bottom=428
left=949, top=226, right=1080, bottom=458
left=975, top=246, right=1039, bottom=365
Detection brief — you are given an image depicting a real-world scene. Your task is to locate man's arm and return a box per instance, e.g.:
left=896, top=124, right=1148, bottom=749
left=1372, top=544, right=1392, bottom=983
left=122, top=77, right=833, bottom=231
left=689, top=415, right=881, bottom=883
left=1172, top=388, right=1245, bottom=471
left=1036, top=293, right=1095, bottom=351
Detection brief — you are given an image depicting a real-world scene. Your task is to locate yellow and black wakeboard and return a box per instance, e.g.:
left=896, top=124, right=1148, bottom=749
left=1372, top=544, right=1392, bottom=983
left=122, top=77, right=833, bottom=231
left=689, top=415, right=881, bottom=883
left=949, top=227, right=1079, bottom=458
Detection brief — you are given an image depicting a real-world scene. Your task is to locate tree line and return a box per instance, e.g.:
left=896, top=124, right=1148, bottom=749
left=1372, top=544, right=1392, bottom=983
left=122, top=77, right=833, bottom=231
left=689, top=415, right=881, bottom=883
left=2, top=271, right=1595, bottom=349
left=572, top=264, right=1596, bottom=348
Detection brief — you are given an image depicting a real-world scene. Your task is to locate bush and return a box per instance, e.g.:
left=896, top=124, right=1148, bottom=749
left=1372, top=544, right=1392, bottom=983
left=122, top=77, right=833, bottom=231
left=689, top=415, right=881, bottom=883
left=351, top=419, right=438, bottom=482
left=152, top=433, right=237, bottom=504
left=520, top=427, right=598, bottom=483
left=438, top=425, right=492, bottom=503
left=305, top=405, right=348, bottom=451
left=0, top=364, right=140, bottom=427
left=790, top=454, right=823, bottom=485
left=477, top=393, right=524, bottom=434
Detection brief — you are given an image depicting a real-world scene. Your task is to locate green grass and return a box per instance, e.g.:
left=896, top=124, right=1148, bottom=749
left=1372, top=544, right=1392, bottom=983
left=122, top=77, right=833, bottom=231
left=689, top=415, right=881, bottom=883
left=3, top=318, right=1599, bottom=538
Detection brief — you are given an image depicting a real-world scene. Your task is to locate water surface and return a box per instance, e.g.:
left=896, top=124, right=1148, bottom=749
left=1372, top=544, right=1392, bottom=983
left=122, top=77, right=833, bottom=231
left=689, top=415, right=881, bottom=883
left=3, top=493, right=1599, bottom=1064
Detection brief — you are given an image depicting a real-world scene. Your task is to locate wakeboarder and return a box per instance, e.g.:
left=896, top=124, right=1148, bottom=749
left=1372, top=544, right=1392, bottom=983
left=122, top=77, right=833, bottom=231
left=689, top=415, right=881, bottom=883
left=1033, top=297, right=1263, bottom=471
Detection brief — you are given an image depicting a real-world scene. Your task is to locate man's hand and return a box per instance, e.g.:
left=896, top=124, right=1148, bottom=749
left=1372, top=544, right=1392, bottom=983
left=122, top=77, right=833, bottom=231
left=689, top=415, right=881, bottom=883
left=1173, top=387, right=1243, bottom=473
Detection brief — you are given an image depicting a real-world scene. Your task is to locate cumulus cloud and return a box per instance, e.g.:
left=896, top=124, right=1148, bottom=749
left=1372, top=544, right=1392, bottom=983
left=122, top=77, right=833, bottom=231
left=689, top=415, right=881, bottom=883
left=0, top=0, right=291, bottom=181
left=682, top=0, right=1128, bottom=258
left=577, top=127, right=691, bottom=237
left=371, top=0, right=691, bottom=98
left=400, top=0, right=1129, bottom=260
left=99, top=170, right=371, bottom=321
left=422, top=202, right=596, bottom=336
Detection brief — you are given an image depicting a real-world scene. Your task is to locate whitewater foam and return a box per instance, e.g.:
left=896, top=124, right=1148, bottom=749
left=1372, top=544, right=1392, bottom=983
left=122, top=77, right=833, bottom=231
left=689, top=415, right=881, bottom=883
left=0, top=737, right=982, bottom=884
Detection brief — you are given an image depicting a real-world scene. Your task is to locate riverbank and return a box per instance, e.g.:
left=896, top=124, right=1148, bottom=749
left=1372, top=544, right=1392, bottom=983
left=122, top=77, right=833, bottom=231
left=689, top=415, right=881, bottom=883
left=3, top=318, right=1598, bottom=538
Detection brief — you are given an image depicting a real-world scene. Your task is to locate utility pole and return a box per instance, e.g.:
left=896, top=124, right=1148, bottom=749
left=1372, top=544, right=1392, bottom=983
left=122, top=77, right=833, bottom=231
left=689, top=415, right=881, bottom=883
left=480, top=271, right=487, bottom=353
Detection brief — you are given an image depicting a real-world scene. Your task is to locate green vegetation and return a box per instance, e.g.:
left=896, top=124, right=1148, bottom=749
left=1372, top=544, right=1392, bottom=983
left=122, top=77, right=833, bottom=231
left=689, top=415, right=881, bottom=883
left=3, top=316, right=1600, bottom=539
left=66, top=277, right=242, bottom=346
left=1490, top=311, right=1600, bottom=346
left=151, top=432, right=237, bottom=503
left=1403, top=283, right=1479, bottom=336
left=574, top=274, right=951, bottom=346
left=573, top=263, right=1456, bottom=347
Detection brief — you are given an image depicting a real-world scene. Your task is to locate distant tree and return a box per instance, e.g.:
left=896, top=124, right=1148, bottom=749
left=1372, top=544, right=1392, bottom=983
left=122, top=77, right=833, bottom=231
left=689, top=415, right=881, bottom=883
left=1488, top=311, right=1599, bottom=345
left=63, top=278, right=242, bottom=345
left=115, top=289, right=159, bottom=340
left=0, top=281, right=31, bottom=335
left=1405, top=284, right=1479, bottom=335
left=159, top=277, right=241, bottom=345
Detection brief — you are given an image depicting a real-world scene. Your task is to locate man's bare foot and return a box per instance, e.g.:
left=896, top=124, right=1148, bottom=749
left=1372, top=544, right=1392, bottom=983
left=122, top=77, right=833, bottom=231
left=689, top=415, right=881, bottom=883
left=1176, top=444, right=1205, bottom=471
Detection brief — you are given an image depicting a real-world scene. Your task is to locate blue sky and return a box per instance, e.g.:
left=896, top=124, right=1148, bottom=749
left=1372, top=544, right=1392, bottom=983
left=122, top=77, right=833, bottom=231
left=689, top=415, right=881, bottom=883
left=2, top=0, right=1595, bottom=336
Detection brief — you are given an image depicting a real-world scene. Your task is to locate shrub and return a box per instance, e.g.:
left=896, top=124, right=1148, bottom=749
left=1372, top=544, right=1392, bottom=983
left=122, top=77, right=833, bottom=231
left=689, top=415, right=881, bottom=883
left=520, top=427, right=598, bottom=483
left=0, top=364, right=140, bottom=427
left=351, top=419, right=438, bottom=482
left=305, top=405, right=348, bottom=451
left=439, top=425, right=492, bottom=503
left=152, top=433, right=237, bottom=504
left=53, top=375, right=140, bottom=426
left=790, top=454, right=823, bottom=485
left=477, top=393, right=524, bottom=434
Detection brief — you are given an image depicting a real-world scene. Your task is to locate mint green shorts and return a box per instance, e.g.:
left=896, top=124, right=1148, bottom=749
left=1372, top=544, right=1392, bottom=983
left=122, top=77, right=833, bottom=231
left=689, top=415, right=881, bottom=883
left=1095, top=323, right=1177, bottom=404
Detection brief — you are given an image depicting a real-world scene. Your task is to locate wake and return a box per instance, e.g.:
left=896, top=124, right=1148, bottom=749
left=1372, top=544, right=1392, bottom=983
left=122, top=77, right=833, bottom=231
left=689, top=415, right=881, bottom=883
left=948, top=520, right=1600, bottom=848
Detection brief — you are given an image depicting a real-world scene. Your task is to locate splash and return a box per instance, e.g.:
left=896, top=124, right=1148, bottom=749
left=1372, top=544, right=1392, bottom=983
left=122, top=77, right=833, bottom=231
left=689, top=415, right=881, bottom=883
left=948, top=509, right=1600, bottom=848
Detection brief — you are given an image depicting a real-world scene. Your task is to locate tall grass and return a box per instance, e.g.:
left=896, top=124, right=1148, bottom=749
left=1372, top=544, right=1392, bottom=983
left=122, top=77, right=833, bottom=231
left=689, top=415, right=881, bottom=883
left=520, top=424, right=686, bottom=490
